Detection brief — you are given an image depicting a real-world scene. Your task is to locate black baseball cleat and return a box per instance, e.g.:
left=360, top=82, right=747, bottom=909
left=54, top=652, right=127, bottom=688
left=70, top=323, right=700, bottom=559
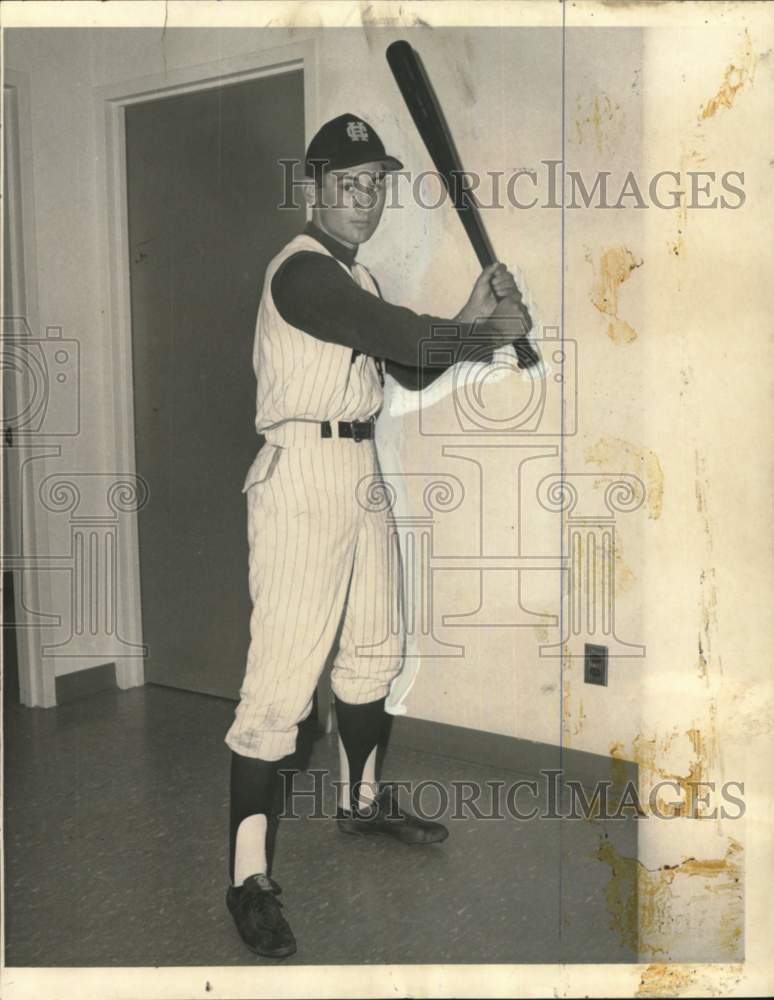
left=226, top=873, right=297, bottom=959
left=336, top=784, right=449, bottom=845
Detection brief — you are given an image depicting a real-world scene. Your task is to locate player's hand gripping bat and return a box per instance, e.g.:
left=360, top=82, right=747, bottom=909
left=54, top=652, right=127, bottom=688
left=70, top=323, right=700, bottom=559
left=386, top=39, right=541, bottom=369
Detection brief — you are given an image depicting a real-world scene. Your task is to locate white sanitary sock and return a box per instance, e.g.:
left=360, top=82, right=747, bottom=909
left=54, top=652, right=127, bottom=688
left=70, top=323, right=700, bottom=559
left=337, top=736, right=378, bottom=811
left=233, top=813, right=268, bottom=887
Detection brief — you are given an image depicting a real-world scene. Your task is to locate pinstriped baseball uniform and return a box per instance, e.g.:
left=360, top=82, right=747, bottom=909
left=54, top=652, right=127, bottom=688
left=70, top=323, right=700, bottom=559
left=246, top=233, right=386, bottom=432
left=223, top=118, right=535, bottom=957
left=225, top=234, right=404, bottom=762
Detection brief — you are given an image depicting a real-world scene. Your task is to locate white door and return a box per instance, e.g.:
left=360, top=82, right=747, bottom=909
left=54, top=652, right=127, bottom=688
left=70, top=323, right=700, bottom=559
left=125, top=71, right=306, bottom=698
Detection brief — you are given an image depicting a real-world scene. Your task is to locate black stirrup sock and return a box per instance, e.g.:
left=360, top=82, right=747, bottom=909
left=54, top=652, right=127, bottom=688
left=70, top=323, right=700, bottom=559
left=334, top=695, right=387, bottom=814
left=229, top=751, right=279, bottom=885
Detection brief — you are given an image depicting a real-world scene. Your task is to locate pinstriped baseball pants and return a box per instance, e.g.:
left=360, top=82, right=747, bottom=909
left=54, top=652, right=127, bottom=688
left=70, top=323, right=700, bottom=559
left=225, top=425, right=405, bottom=761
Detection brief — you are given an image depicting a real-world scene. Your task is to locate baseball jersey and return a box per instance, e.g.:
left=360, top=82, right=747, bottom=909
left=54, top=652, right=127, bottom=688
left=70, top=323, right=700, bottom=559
left=252, top=231, right=388, bottom=434
left=269, top=223, right=516, bottom=395
left=253, top=233, right=383, bottom=433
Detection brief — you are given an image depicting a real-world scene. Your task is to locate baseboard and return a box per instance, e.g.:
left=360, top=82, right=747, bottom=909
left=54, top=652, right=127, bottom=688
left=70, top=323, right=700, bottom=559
left=385, top=714, right=638, bottom=792
left=55, top=662, right=118, bottom=705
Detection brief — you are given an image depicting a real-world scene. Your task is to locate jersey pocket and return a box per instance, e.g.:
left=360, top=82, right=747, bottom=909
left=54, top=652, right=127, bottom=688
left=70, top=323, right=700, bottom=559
left=241, top=444, right=283, bottom=492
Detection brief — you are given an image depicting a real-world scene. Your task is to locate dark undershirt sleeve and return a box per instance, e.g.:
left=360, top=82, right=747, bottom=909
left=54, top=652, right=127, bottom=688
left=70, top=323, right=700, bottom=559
left=383, top=349, right=490, bottom=390
left=271, top=250, right=538, bottom=388
left=367, top=272, right=490, bottom=391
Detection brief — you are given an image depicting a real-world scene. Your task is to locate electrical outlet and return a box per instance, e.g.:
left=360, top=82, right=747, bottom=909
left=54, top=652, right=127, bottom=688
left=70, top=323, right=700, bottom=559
left=584, top=643, right=608, bottom=686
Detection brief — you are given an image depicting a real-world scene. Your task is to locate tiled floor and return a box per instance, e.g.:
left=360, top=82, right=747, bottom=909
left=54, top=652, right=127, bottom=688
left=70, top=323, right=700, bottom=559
left=3, top=683, right=637, bottom=966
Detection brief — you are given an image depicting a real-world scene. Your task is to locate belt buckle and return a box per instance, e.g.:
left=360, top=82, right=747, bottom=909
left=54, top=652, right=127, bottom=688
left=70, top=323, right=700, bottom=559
left=352, top=422, right=365, bottom=443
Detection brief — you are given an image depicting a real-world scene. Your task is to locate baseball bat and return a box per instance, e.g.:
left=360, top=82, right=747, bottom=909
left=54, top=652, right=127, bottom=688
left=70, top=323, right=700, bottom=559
left=386, top=40, right=541, bottom=368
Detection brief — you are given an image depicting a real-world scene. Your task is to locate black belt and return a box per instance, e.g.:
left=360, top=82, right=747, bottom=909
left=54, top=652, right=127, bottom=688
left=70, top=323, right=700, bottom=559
left=320, top=419, right=374, bottom=442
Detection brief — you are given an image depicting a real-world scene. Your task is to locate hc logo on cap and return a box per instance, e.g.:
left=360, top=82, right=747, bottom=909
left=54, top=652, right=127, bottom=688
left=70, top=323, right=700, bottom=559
left=346, top=120, right=370, bottom=142
left=304, top=114, right=404, bottom=176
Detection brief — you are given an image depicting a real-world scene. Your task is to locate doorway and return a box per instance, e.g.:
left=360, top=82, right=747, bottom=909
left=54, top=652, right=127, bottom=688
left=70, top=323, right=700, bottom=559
left=125, top=69, right=305, bottom=698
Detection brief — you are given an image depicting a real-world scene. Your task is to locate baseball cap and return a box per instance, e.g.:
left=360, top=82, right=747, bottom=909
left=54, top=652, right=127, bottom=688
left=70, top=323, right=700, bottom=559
left=305, top=114, right=404, bottom=177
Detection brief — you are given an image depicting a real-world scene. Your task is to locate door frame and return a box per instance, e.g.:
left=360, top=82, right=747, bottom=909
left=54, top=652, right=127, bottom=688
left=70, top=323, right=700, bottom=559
left=93, top=40, right=318, bottom=692
left=3, top=70, right=57, bottom=706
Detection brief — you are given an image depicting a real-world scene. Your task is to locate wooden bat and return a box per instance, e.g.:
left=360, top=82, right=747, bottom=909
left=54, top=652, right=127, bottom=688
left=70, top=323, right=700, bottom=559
left=386, top=40, right=541, bottom=369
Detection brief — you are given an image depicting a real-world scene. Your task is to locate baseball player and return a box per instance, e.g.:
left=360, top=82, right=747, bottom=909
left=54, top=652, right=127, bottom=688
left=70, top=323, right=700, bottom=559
left=224, top=114, right=535, bottom=958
